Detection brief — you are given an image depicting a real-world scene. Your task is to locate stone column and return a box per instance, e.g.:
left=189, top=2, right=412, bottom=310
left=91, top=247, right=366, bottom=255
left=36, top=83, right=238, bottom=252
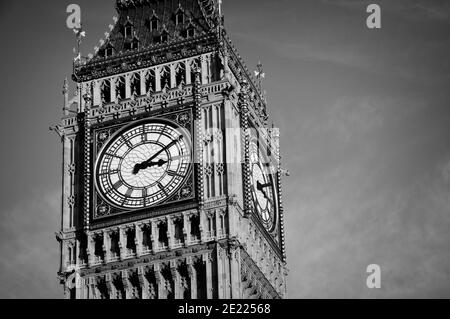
left=187, top=257, right=197, bottom=299
left=93, top=80, right=101, bottom=106
left=204, top=253, right=213, bottom=299
left=110, top=78, right=117, bottom=102
left=119, top=227, right=127, bottom=260
left=140, top=70, right=146, bottom=95
left=201, top=55, right=208, bottom=84
left=138, top=266, right=148, bottom=299
left=170, top=63, right=176, bottom=89
left=151, top=221, right=158, bottom=252
left=229, top=241, right=241, bottom=299
left=86, top=233, right=94, bottom=266
left=167, top=217, right=174, bottom=250
left=121, top=270, right=130, bottom=299
left=125, top=74, right=131, bottom=99
left=199, top=210, right=206, bottom=243
left=215, top=210, right=222, bottom=239
left=183, top=213, right=191, bottom=246
left=105, top=273, right=113, bottom=299
left=154, top=263, right=165, bottom=299
left=155, top=67, right=162, bottom=92
left=186, top=59, right=191, bottom=85
left=135, top=223, right=143, bottom=257
left=103, top=230, right=111, bottom=262
left=170, top=260, right=180, bottom=299
left=88, top=277, right=97, bottom=300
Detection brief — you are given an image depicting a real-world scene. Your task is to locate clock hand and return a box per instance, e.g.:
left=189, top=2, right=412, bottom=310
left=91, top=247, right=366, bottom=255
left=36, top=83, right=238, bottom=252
left=257, top=180, right=272, bottom=192
left=256, top=180, right=274, bottom=207
left=133, top=136, right=183, bottom=174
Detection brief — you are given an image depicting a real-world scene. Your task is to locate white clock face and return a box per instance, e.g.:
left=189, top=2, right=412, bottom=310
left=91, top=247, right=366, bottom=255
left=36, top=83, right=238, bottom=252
left=249, top=140, right=276, bottom=232
left=95, top=120, right=192, bottom=209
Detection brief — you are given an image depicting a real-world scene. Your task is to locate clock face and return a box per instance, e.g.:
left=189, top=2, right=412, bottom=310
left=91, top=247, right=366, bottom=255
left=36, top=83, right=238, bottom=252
left=249, top=140, right=277, bottom=232
left=95, top=120, right=192, bottom=210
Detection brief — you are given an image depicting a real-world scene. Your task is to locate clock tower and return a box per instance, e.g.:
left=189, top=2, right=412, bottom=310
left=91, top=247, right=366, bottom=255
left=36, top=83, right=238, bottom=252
left=55, top=0, right=287, bottom=299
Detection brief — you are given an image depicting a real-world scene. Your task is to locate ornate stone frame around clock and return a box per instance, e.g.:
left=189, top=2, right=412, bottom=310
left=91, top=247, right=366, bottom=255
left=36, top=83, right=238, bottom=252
left=89, top=107, right=197, bottom=224
left=243, top=116, right=283, bottom=259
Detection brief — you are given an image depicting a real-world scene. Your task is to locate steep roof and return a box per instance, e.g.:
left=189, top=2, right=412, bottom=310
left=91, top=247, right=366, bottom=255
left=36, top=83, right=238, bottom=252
left=74, top=0, right=220, bottom=81
left=105, top=0, right=217, bottom=54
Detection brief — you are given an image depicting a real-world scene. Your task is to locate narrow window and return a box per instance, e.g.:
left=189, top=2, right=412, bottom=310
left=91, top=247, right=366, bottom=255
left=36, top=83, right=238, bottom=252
left=130, top=40, right=139, bottom=50
left=115, top=76, right=126, bottom=100
left=145, top=69, right=156, bottom=93
left=160, top=65, right=171, bottom=90
left=160, top=31, right=168, bottom=43
left=176, top=12, right=184, bottom=25
left=175, top=62, right=186, bottom=86
left=101, top=80, right=111, bottom=104
left=151, top=18, right=158, bottom=31
left=104, top=47, right=113, bottom=58
left=186, top=27, right=195, bottom=38
left=190, top=58, right=201, bottom=83
left=124, top=25, right=132, bottom=38
left=190, top=215, right=201, bottom=241
left=158, top=223, right=168, bottom=248
left=130, top=73, right=141, bottom=96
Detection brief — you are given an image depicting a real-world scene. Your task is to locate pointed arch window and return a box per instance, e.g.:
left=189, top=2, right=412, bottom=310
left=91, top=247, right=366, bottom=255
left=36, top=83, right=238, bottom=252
left=147, top=10, right=159, bottom=32
left=190, top=57, right=201, bottom=83
left=175, top=10, right=184, bottom=26
left=160, top=30, right=169, bottom=43
left=175, top=62, right=186, bottom=87
left=124, top=25, right=133, bottom=38
left=145, top=69, right=156, bottom=93
left=186, top=26, right=195, bottom=38
left=115, top=76, right=126, bottom=100
left=150, top=17, right=158, bottom=31
left=101, top=80, right=111, bottom=104
left=130, top=73, right=141, bottom=96
left=103, top=43, right=115, bottom=58
left=123, top=17, right=134, bottom=38
left=125, top=37, right=140, bottom=51
left=160, top=65, right=171, bottom=90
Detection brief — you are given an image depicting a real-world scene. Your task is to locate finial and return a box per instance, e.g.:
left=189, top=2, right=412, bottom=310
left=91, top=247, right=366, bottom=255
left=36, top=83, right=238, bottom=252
left=73, top=24, right=86, bottom=60
left=254, top=61, right=265, bottom=94
left=218, top=0, right=223, bottom=16
left=63, top=77, right=69, bottom=95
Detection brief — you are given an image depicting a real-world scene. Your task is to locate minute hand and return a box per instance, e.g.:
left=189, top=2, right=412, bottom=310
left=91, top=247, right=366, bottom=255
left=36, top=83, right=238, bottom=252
left=134, top=136, right=183, bottom=174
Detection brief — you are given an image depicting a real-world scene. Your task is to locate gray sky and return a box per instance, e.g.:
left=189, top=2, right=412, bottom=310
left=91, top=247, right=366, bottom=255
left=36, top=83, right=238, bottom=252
left=0, top=0, right=449, bottom=298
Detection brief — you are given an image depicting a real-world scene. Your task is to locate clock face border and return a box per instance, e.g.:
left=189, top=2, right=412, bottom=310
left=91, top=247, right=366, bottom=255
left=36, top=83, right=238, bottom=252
left=249, top=136, right=278, bottom=234
left=246, top=120, right=282, bottom=246
left=90, top=110, right=196, bottom=221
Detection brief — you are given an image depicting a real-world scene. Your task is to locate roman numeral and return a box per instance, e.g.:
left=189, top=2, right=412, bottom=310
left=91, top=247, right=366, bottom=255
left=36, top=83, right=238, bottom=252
left=99, top=169, right=119, bottom=176
left=171, top=154, right=190, bottom=161
left=125, top=188, right=133, bottom=198
left=168, top=170, right=184, bottom=178
left=106, top=153, right=123, bottom=160
left=122, top=137, right=133, bottom=148
left=113, top=181, right=124, bottom=189
left=157, top=182, right=168, bottom=196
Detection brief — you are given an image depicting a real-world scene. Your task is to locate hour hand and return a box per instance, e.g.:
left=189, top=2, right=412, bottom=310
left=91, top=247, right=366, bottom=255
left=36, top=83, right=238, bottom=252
left=256, top=181, right=274, bottom=205
left=257, top=180, right=272, bottom=192
left=133, top=159, right=168, bottom=175
left=132, top=163, right=145, bottom=175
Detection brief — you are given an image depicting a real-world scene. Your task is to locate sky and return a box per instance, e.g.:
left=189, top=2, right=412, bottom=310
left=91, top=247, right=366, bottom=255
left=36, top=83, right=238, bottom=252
left=0, top=0, right=449, bottom=299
